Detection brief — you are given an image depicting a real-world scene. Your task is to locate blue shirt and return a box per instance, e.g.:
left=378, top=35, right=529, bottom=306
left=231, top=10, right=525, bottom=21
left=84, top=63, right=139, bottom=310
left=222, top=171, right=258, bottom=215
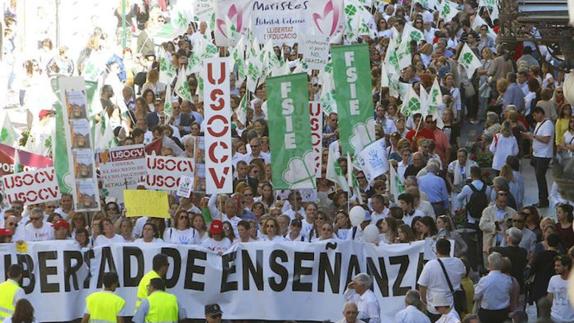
left=418, top=173, right=449, bottom=208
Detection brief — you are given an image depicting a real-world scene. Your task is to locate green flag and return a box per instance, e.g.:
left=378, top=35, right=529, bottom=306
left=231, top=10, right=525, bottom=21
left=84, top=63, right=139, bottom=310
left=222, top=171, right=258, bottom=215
left=332, top=44, right=375, bottom=156
left=267, top=73, right=315, bottom=190
left=175, top=68, right=193, bottom=102
left=53, top=100, right=72, bottom=194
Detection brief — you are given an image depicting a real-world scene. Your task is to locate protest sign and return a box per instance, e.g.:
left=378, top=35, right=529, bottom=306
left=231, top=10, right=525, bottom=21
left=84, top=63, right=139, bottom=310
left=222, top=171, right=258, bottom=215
left=309, top=102, right=323, bottom=178
left=202, top=57, right=233, bottom=194
left=301, top=35, right=330, bottom=70
left=146, top=154, right=195, bottom=191
left=176, top=175, right=194, bottom=198
left=0, top=240, right=425, bottom=322
left=332, top=44, right=376, bottom=156
left=124, top=190, right=170, bottom=218
left=0, top=144, right=53, bottom=176
left=215, top=0, right=343, bottom=46
left=1, top=167, right=60, bottom=204
left=97, top=144, right=146, bottom=203
left=57, top=77, right=100, bottom=212
left=355, top=139, right=389, bottom=184
left=267, top=73, right=315, bottom=189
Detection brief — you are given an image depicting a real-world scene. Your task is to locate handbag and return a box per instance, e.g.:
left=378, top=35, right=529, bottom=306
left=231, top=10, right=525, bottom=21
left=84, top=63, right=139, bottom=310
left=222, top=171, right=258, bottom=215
left=437, top=258, right=467, bottom=314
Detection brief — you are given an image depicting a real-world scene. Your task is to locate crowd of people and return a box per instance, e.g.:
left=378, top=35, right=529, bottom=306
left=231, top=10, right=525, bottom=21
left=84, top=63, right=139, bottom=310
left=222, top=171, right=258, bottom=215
left=2, top=0, right=574, bottom=322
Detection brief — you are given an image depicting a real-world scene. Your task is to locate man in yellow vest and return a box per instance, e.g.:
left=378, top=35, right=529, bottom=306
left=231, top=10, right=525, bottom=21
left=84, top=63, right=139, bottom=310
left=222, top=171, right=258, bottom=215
left=82, top=272, right=125, bottom=323
left=133, top=278, right=185, bottom=323
left=0, top=264, right=24, bottom=320
left=135, top=253, right=169, bottom=311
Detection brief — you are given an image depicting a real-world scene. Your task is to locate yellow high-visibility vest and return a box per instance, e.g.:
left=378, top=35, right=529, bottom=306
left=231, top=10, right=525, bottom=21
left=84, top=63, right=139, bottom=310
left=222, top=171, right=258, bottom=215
left=0, top=280, right=20, bottom=319
left=85, top=290, right=125, bottom=323
left=145, top=291, right=178, bottom=323
left=135, top=270, right=160, bottom=310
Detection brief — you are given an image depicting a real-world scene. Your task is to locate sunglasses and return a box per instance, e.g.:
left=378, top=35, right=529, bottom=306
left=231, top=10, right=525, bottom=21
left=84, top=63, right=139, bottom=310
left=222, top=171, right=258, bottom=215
left=30, top=217, right=42, bottom=221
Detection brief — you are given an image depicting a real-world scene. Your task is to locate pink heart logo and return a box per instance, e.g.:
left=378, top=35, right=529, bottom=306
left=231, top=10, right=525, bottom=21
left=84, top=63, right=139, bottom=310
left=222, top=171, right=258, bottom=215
left=312, top=0, right=340, bottom=37
left=217, top=4, right=243, bottom=39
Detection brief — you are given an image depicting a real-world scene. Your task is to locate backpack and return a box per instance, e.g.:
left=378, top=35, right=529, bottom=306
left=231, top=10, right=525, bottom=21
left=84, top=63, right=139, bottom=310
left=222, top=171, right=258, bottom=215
left=466, top=182, right=488, bottom=219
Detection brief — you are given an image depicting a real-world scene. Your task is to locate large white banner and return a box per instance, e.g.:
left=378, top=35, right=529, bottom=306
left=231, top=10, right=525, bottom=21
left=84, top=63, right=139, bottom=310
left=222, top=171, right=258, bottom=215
left=215, top=0, right=344, bottom=46
left=0, top=240, right=425, bottom=322
left=145, top=155, right=195, bottom=191
left=202, top=57, right=233, bottom=194
left=1, top=167, right=61, bottom=204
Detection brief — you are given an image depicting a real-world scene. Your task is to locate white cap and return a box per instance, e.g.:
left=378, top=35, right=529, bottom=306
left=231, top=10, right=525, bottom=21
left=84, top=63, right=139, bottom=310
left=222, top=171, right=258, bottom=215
left=423, top=11, right=433, bottom=24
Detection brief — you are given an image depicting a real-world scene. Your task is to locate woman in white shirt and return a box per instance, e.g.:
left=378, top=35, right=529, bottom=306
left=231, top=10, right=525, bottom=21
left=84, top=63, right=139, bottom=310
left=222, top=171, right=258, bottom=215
left=489, top=121, right=519, bottom=175
left=261, top=218, right=285, bottom=242
left=443, top=74, right=462, bottom=121
left=318, top=222, right=337, bottom=241
left=558, top=119, right=574, bottom=160
left=94, top=218, right=125, bottom=247
left=201, top=220, right=232, bottom=255
left=119, top=218, right=135, bottom=242
left=190, top=213, right=209, bottom=242
left=163, top=210, right=199, bottom=245
left=135, top=223, right=164, bottom=244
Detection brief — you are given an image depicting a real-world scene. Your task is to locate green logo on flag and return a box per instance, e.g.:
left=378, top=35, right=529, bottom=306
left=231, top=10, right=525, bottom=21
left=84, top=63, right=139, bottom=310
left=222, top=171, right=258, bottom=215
left=442, top=4, right=450, bottom=16
left=344, top=4, right=357, bottom=16
left=0, top=129, right=8, bottom=142
left=462, top=52, right=474, bottom=65
left=407, top=98, right=420, bottom=112
left=410, top=32, right=422, bottom=43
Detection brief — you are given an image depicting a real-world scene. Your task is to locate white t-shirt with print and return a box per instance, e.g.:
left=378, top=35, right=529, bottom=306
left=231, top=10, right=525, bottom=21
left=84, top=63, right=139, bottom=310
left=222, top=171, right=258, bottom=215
left=163, top=228, right=200, bottom=245
left=548, top=275, right=574, bottom=322
left=201, top=237, right=232, bottom=254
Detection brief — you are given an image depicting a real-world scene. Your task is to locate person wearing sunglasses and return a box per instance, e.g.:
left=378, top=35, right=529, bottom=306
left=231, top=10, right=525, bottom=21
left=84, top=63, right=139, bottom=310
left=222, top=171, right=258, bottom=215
left=12, top=208, right=54, bottom=242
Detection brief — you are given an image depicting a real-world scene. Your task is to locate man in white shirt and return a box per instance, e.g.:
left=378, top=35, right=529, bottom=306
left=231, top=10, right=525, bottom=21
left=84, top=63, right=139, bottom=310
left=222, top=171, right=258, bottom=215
left=395, top=290, right=431, bottom=323
left=418, top=239, right=465, bottom=321
left=523, top=106, right=554, bottom=208
left=398, top=193, right=425, bottom=226
left=343, top=273, right=381, bottom=323
left=13, top=208, right=54, bottom=242
left=474, top=252, right=512, bottom=322
left=336, top=302, right=366, bottom=323
left=500, top=211, right=536, bottom=255
left=548, top=256, right=574, bottom=323
left=241, top=137, right=270, bottom=164
left=370, top=194, right=389, bottom=223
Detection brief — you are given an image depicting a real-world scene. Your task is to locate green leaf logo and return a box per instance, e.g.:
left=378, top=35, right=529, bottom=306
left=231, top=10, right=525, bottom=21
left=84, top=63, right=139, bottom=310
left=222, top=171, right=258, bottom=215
left=462, top=52, right=474, bottom=65
left=442, top=4, right=450, bottom=16
left=410, top=31, right=422, bottom=43
left=407, top=98, right=420, bottom=112
left=344, top=4, right=357, bottom=16
left=0, top=128, right=8, bottom=142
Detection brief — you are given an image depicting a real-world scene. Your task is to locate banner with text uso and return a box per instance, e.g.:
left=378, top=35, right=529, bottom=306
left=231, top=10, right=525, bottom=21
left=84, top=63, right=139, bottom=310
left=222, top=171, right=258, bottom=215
left=0, top=240, right=425, bottom=322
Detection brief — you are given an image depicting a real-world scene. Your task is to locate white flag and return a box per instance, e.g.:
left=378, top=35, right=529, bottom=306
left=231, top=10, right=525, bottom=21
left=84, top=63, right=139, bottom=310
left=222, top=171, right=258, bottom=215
left=458, top=43, right=482, bottom=78
left=355, top=139, right=389, bottom=184
left=0, top=111, right=20, bottom=146
left=390, top=164, right=405, bottom=204
left=439, top=1, right=460, bottom=22
left=326, top=141, right=350, bottom=192
left=400, top=85, right=421, bottom=117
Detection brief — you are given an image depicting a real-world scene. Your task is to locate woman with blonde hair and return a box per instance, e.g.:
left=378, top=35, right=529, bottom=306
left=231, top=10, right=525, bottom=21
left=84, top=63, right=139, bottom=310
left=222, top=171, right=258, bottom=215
left=489, top=121, right=519, bottom=175
left=261, top=218, right=284, bottom=242
left=141, top=69, right=165, bottom=95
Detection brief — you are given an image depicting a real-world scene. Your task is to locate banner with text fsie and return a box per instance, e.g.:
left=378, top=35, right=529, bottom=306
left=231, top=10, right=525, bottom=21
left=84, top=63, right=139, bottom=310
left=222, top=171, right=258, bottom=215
left=332, top=44, right=376, bottom=156
left=0, top=240, right=425, bottom=322
left=215, top=0, right=344, bottom=46
left=202, top=57, right=233, bottom=194
left=146, top=155, right=195, bottom=191
left=1, top=167, right=61, bottom=204
left=268, top=73, right=315, bottom=189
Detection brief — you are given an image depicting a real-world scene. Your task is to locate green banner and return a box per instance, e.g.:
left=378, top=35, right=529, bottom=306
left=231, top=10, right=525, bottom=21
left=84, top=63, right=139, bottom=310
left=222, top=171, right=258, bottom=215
left=267, top=73, right=315, bottom=190
left=332, top=44, right=375, bottom=155
left=50, top=79, right=72, bottom=194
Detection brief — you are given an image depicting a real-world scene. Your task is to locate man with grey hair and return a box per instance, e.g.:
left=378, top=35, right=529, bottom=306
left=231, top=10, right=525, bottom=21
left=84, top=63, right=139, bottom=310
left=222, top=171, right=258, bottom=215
left=336, top=302, right=366, bottom=323
left=501, top=211, right=536, bottom=255
left=474, top=252, right=513, bottom=322
left=492, top=227, right=528, bottom=294
left=13, top=208, right=54, bottom=241
left=417, top=161, right=449, bottom=216
left=343, top=273, right=380, bottom=323
left=394, top=290, right=430, bottom=323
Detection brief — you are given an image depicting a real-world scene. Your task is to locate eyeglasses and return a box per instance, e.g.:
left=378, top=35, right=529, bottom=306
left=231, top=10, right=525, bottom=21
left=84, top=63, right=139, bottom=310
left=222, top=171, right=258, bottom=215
left=30, top=217, right=42, bottom=221
left=179, top=216, right=188, bottom=219
left=244, top=193, right=253, bottom=197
